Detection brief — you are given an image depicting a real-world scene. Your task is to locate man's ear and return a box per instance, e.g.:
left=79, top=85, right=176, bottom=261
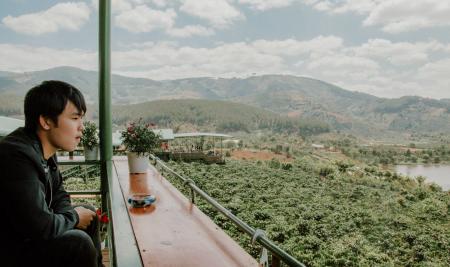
left=39, top=115, right=51, bottom=130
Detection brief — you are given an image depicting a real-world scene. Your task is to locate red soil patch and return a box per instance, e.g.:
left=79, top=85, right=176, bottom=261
left=231, top=150, right=293, bottom=162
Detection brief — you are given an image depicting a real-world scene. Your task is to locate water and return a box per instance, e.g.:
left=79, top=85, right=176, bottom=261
left=395, top=165, right=450, bottom=191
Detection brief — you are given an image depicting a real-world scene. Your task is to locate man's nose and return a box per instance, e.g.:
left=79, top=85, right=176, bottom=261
left=79, top=119, right=84, bottom=131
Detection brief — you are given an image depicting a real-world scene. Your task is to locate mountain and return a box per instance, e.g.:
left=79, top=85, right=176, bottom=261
left=1, top=66, right=450, bottom=138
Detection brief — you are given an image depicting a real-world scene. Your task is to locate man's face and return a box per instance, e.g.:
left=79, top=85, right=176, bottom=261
left=47, top=101, right=84, bottom=152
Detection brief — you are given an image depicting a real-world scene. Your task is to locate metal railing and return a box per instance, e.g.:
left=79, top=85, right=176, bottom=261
left=149, top=155, right=305, bottom=267
left=59, top=159, right=102, bottom=196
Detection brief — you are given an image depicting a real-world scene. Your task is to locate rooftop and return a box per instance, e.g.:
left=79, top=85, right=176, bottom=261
left=173, top=132, right=232, bottom=138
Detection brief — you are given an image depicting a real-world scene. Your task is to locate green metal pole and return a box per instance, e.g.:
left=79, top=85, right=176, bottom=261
left=99, top=0, right=112, bottom=214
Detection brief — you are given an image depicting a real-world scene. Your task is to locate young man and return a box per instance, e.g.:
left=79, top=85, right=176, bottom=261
left=0, top=81, right=102, bottom=267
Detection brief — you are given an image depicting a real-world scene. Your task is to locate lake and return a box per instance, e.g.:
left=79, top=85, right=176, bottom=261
left=395, top=165, right=450, bottom=191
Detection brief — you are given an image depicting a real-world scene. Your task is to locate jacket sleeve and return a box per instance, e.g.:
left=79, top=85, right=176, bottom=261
left=1, top=150, right=79, bottom=241
left=51, top=170, right=77, bottom=215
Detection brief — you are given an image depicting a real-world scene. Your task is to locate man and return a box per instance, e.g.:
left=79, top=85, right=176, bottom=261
left=0, top=81, right=102, bottom=266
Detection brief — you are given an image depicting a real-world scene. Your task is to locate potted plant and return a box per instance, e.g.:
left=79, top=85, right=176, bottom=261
left=81, top=121, right=99, bottom=161
left=121, top=119, right=160, bottom=173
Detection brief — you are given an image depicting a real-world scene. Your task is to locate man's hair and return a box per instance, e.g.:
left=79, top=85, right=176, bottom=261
left=24, top=80, right=87, bottom=132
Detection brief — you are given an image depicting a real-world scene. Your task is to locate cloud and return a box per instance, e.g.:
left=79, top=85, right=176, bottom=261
left=252, top=35, right=343, bottom=56
left=151, top=0, right=170, bottom=7
left=0, top=43, right=96, bottom=72
left=363, top=0, right=450, bottom=33
left=167, top=25, right=215, bottom=38
left=238, top=0, right=296, bottom=10
left=299, top=37, right=450, bottom=98
left=179, top=0, right=244, bottom=28
left=416, top=58, right=450, bottom=98
left=303, top=0, right=450, bottom=33
left=2, top=2, right=90, bottom=35
left=114, top=6, right=176, bottom=33
left=91, top=0, right=172, bottom=13
left=110, top=40, right=286, bottom=80
left=352, top=39, right=444, bottom=66
left=306, top=54, right=380, bottom=75
left=92, top=1, right=213, bottom=37
left=307, top=0, right=377, bottom=14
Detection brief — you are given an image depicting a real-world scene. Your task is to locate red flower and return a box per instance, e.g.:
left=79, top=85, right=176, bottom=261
left=100, top=214, right=109, bottom=224
left=96, top=208, right=109, bottom=224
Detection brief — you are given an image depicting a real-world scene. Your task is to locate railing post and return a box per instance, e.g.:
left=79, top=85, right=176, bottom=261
left=99, top=0, right=112, bottom=214
left=252, top=229, right=269, bottom=267
left=99, top=0, right=113, bottom=265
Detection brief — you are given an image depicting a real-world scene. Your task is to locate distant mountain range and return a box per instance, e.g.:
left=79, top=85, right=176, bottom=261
left=1, top=66, right=450, bottom=138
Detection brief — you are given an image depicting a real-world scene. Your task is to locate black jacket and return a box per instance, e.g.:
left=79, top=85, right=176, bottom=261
left=0, top=127, right=79, bottom=264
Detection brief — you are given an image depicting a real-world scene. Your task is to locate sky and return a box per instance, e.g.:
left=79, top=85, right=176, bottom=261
left=0, top=0, right=449, bottom=99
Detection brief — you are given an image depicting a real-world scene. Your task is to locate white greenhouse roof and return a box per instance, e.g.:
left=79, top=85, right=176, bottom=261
left=112, top=131, right=123, bottom=147
left=152, top=129, right=174, bottom=140
left=173, top=132, right=232, bottom=139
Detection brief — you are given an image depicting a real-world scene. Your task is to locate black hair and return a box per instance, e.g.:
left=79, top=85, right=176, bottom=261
left=24, top=80, right=86, bottom=132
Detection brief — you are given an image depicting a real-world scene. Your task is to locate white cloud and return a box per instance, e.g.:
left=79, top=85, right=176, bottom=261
left=94, top=1, right=211, bottom=37
left=309, top=0, right=377, bottom=14
left=180, top=0, right=244, bottom=28
left=151, top=0, right=169, bottom=7
left=303, top=0, right=450, bottom=33
left=363, top=0, right=450, bottom=33
left=238, top=0, right=296, bottom=10
left=252, top=35, right=343, bottom=56
left=352, top=39, right=444, bottom=66
left=307, top=54, right=380, bottom=73
left=115, top=6, right=176, bottom=33
left=112, top=41, right=285, bottom=79
left=167, top=25, right=214, bottom=38
left=419, top=59, right=450, bottom=80
left=91, top=0, right=172, bottom=12
left=91, top=0, right=240, bottom=36
left=0, top=44, right=96, bottom=72
left=297, top=37, right=450, bottom=98
left=2, top=2, right=90, bottom=35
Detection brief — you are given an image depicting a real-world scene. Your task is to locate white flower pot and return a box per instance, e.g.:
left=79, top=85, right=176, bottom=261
left=127, top=152, right=149, bottom=173
left=84, top=146, right=99, bottom=161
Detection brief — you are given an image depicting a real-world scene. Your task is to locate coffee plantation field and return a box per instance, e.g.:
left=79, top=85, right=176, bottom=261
left=161, top=156, right=450, bottom=266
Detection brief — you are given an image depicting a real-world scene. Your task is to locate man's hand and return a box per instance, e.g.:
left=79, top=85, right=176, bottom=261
left=74, top=206, right=96, bottom=230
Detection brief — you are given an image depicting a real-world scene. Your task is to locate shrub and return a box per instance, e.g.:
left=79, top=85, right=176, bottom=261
left=281, top=163, right=293, bottom=171
left=268, top=158, right=281, bottom=169
left=121, top=118, right=161, bottom=156
left=336, top=161, right=354, bottom=173
left=318, top=165, right=335, bottom=177
left=80, top=121, right=99, bottom=150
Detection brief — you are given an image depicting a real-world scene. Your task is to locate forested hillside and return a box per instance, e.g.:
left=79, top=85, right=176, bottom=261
left=112, top=99, right=330, bottom=136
